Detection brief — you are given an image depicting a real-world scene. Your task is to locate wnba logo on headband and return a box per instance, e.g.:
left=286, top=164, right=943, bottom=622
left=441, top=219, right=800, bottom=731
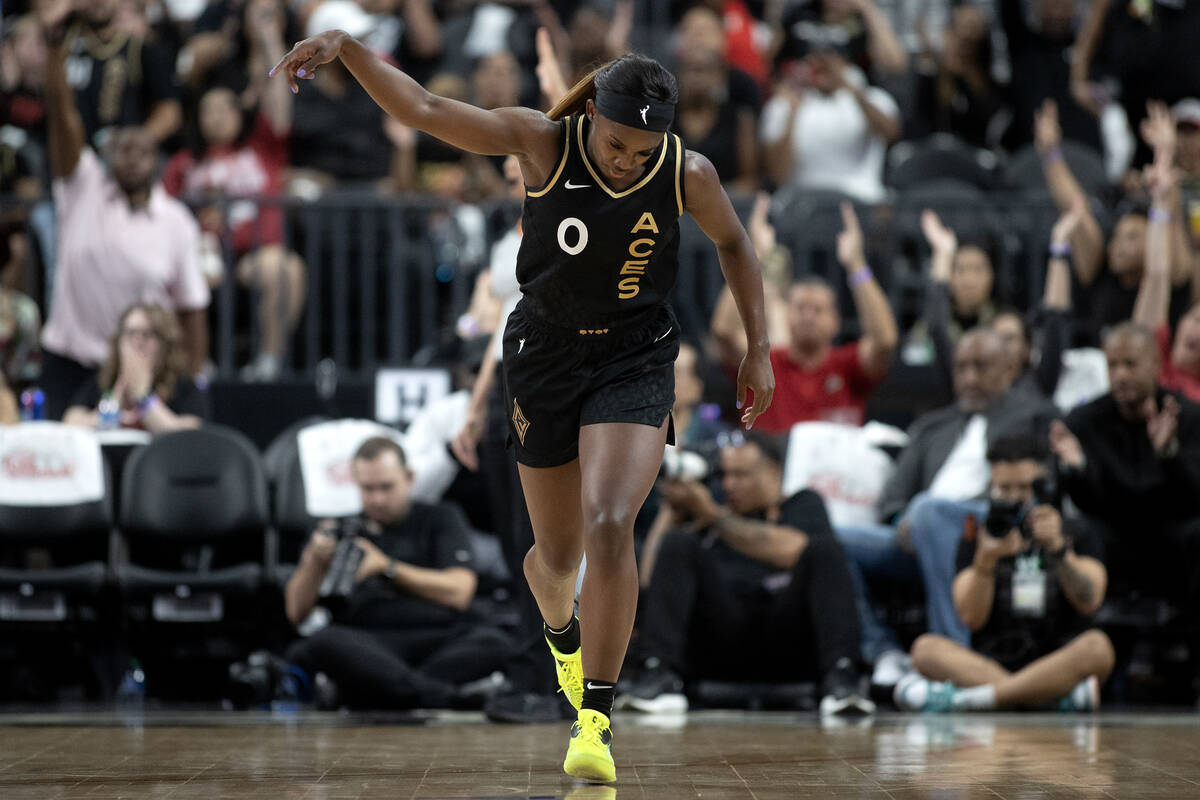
left=595, top=89, right=675, bottom=133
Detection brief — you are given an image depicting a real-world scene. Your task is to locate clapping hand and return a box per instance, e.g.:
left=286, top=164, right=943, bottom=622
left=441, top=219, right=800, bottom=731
left=1144, top=394, right=1181, bottom=457
left=1049, top=420, right=1085, bottom=470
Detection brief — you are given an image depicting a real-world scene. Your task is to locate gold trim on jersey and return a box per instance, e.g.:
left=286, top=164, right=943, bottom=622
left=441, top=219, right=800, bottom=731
left=526, top=116, right=572, bottom=198
left=672, top=134, right=684, bottom=217
left=576, top=116, right=668, bottom=199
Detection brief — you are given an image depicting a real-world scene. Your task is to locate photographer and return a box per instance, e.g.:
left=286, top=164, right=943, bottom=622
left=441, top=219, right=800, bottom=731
left=623, top=431, right=872, bottom=717
left=894, top=429, right=1113, bottom=712
left=283, top=437, right=512, bottom=710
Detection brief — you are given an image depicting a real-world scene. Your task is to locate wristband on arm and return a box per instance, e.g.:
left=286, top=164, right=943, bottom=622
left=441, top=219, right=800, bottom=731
left=850, top=266, right=874, bottom=288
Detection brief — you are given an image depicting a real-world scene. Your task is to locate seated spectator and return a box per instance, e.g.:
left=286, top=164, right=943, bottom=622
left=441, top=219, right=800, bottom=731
left=913, top=208, right=1074, bottom=400
left=53, top=0, right=182, bottom=146
left=0, top=14, right=48, bottom=143
left=674, top=5, right=763, bottom=107
left=63, top=303, right=207, bottom=433
left=772, top=0, right=908, bottom=80
left=283, top=437, right=512, bottom=710
left=1070, top=0, right=1200, bottom=168
left=910, top=3, right=1002, bottom=149
left=163, top=2, right=304, bottom=382
left=836, top=330, right=1056, bottom=685
left=38, top=23, right=209, bottom=420
left=623, top=431, right=874, bottom=717
left=894, top=429, right=1113, bottom=712
left=673, top=46, right=758, bottom=196
left=1050, top=323, right=1200, bottom=695
left=761, top=48, right=901, bottom=203
left=179, top=0, right=303, bottom=98
left=752, top=203, right=898, bottom=432
left=1172, top=100, right=1200, bottom=247
left=287, top=11, right=404, bottom=194
left=0, top=221, right=41, bottom=390
left=907, top=212, right=998, bottom=368
left=1035, top=100, right=1191, bottom=345
left=1133, top=156, right=1200, bottom=403
left=1001, top=0, right=1100, bottom=153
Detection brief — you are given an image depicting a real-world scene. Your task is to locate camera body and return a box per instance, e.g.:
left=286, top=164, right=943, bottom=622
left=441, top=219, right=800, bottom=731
left=984, top=473, right=1060, bottom=541
left=318, top=517, right=366, bottom=601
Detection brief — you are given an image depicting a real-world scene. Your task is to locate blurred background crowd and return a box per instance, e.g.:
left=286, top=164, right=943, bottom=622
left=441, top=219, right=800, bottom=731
left=1, top=0, right=1200, bottom=716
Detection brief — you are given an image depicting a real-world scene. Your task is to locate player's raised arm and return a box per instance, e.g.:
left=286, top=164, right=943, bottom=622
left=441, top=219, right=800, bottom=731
left=272, top=30, right=559, bottom=164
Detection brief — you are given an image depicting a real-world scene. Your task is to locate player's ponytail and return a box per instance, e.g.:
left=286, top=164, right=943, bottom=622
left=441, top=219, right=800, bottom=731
left=547, top=63, right=607, bottom=120
left=547, top=54, right=678, bottom=121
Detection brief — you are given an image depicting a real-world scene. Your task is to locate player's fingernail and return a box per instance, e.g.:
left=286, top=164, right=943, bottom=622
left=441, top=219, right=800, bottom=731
left=298, top=69, right=306, bottom=77
left=291, top=85, right=297, bottom=94
left=736, top=400, right=742, bottom=409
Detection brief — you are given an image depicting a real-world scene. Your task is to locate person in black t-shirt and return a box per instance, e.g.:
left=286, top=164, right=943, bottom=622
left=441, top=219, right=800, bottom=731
left=283, top=437, right=512, bottom=710
left=54, top=0, right=181, bottom=147
left=272, top=31, right=773, bottom=783
left=622, top=431, right=873, bottom=717
left=894, top=428, right=1114, bottom=713
left=62, top=303, right=208, bottom=433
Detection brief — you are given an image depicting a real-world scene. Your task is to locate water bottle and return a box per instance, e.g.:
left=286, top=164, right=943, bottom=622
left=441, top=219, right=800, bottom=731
left=97, top=392, right=120, bottom=430
left=18, top=389, right=44, bottom=421
left=117, top=659, right=146, bottom=709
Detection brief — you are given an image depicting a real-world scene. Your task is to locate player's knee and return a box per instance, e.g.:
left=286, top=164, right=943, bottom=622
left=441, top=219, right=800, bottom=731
left=582, top=505, right=636, bottom=561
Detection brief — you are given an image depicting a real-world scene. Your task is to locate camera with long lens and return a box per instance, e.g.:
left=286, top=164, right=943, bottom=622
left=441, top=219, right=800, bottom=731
left=318, top=517, right=366, bottom=602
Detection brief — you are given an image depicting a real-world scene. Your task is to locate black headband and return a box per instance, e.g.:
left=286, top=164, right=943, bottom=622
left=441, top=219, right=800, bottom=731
left=594, top=89, right=675, bottom=133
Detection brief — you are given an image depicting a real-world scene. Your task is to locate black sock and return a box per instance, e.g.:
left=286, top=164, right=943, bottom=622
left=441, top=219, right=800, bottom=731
left=581, top=677, right=615, bottom=718
left=544, top=616, right=580, bottom=654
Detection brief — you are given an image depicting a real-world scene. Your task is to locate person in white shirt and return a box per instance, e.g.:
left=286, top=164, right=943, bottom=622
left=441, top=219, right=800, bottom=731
left=760, top=47, right=900, bottom=203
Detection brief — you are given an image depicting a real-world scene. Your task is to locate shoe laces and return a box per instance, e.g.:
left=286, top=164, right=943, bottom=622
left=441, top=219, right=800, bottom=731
left=575, top=711, right=612, bottom=748
left=555, top=650, right=583, bottom=698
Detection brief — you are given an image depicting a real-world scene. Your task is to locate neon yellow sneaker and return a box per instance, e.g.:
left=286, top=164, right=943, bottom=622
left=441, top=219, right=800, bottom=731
left=545, top=625, right=583, bottom=711
left=563, top=709, right=616, bottom=783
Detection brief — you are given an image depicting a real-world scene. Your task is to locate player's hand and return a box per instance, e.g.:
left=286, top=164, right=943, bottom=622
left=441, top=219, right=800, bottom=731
left=270, top=30, right=348, bottom=94
left=737, top=346, right=774, bottom=429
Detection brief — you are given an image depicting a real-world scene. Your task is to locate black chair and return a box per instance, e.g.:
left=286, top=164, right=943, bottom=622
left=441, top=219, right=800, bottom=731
left=887, top=134, right=1001, bottom=192
left=1002, top=141, right=1111, bottom=202
left=117, top=426, right=268, bottom=614
left=271, top=442, right=313, bottom=584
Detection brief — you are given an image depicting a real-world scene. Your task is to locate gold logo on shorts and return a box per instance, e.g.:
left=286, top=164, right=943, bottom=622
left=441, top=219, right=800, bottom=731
left=512, top=398, right=531, bottom=445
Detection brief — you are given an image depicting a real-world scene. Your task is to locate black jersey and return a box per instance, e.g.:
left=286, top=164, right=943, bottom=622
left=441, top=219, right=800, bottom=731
left=515, top=114, right=686, bottom=332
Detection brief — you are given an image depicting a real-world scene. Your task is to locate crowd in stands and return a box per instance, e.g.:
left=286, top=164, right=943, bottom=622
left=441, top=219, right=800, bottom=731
left=1, top=0, right=1200, bottom=716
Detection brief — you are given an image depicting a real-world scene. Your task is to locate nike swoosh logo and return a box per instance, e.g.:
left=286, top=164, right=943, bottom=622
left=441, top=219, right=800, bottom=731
left=565, top=180, right=591, bottom=189
left=654, top=327, right=672, bottom=343
left=586, top=682, right=613, bottom=690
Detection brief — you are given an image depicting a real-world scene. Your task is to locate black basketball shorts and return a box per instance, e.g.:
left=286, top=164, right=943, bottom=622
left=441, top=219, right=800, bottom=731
left=500, top=302, right=679, bottom=468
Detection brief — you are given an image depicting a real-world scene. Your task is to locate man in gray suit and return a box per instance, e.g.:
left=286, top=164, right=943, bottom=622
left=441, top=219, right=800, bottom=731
left=838, top=329, right=1057, bottom=687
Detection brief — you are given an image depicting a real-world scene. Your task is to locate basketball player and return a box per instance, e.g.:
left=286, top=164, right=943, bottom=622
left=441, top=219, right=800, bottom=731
left=272, top=32, right=774, bottom=783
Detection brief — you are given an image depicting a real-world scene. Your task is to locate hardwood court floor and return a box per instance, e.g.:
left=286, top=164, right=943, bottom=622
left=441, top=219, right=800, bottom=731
left=0, top=710, right=1197, bottom=799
